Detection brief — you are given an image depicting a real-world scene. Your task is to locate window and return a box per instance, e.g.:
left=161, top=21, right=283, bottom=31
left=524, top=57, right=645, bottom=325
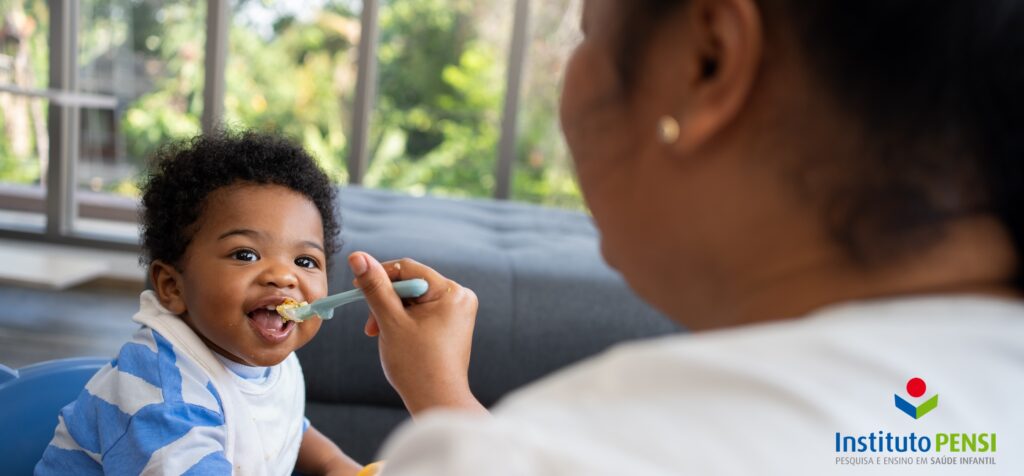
left=364, top=0, right=511, bottom=198
left=76, top=0, right=205, bottom=238
left=226, top=0, right=361, bottom=182
left=513, top=0, right=582, bottom=209
left=0, top=0, right=205, bottom=242
left=0, top=0, right=587, bottom=248
left=0, top=0, right=49, bottom=231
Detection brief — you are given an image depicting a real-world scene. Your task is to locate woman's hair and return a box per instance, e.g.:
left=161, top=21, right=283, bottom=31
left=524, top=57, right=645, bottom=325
left=140, top=129, right=341, bottom=268
left=626, top=0, right=1024, bottom=286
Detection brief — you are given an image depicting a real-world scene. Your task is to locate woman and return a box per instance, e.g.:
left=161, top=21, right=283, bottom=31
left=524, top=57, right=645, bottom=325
left=348, top=0, right=1024, bottom=473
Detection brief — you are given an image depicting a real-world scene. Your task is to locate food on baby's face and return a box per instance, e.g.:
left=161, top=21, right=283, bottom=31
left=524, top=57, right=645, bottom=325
left=276, top=297, right=308, bottom=322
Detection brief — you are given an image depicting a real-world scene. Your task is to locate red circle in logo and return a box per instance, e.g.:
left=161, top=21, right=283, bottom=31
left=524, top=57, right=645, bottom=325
left=906, top=378, right=926, bottom=398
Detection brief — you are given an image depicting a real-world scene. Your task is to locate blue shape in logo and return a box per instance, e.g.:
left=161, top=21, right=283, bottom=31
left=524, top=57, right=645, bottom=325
left=894, top=393, right=939, bottom=419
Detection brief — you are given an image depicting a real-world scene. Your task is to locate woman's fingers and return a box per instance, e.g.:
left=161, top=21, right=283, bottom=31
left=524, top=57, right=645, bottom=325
left=353, top=252, right=483, bottom=415
left=382, top=260, right=403, bottom=281
left=349, top=252, right=409, bottom=329
left=352, top=254, right=452, bottom=337
left=364, top=313, right=380, bottom=337
left=379, top=258, right=453, bottom=303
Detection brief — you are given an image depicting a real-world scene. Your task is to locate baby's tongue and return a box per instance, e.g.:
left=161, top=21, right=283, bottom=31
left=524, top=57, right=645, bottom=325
left=249, top=309, right=283, bottom=331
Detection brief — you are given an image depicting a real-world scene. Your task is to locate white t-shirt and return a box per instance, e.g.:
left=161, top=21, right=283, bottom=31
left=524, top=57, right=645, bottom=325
left=377, top=295, right=1024, bottom=475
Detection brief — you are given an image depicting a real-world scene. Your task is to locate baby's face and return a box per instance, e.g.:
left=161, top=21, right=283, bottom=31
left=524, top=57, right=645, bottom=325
left=175, top=183, right=329, bottom=367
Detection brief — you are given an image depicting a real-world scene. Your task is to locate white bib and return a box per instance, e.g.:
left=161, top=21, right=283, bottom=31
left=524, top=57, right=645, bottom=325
left=133, top=291, right=306, bottom=476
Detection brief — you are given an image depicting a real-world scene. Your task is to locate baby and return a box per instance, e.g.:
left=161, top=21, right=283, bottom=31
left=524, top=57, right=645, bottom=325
left=36, top=131, right=366, bottom=475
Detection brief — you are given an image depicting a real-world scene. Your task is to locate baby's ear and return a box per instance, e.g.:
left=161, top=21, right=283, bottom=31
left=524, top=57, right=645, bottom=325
left=150, top=260, right=187, bottom=315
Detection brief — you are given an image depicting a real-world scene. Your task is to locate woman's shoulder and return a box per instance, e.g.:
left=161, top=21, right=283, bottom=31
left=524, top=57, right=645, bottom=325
left=377, top=294, right=1024, bottom=475
left=495, top=292, right=1024, bottom=427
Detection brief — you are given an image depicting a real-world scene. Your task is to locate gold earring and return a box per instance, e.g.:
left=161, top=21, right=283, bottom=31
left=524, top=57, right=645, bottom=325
left=657, top=116, right=680, bottom=145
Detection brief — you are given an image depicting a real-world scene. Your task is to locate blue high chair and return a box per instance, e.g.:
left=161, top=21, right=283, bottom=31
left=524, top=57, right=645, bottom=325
left=0, top=357, right=107, bottom=475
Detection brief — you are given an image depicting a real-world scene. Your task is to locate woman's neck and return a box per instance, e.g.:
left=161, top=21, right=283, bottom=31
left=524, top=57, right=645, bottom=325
left=729, top=214, right=1020, bottom=328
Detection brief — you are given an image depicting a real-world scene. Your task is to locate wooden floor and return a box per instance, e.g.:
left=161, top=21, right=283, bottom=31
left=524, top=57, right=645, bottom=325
left=0, top=281, right=142, bottom=369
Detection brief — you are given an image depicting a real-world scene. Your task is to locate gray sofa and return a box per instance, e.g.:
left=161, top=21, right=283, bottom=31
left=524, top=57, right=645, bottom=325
left=298, top=187, right=680, bottom=463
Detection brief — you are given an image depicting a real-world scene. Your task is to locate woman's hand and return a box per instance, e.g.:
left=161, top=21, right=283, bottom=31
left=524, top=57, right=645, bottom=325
left=348, top=251, right=487, bottom=416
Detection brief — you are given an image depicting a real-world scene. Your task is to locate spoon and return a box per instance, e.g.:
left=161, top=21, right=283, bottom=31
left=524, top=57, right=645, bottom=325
left=277, top=279, right=429, bottom=322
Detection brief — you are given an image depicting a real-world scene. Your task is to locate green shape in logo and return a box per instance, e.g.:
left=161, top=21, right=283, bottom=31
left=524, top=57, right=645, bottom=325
left=915, top=394, right=939, bottom=419
left=895, top=393, right=939, bottom=419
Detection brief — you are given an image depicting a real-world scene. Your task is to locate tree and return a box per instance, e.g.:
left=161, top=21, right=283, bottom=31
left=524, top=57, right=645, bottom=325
left=0, top=0, right=49, bottom=184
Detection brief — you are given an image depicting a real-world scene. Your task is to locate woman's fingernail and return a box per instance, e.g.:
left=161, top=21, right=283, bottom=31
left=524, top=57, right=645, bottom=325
left=349, top=253, right=368, bottom=276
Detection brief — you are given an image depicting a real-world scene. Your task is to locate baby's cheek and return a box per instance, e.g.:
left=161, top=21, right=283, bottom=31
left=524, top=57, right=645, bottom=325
left=300, top=319, right=324, bottom=343
left=307, top=276, right=329, bottom=301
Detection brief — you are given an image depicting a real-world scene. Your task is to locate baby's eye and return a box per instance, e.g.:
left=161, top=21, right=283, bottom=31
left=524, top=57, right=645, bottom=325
left=295, top=256, right=319, bottom=269
left=232, top=249, right=259, bottom=262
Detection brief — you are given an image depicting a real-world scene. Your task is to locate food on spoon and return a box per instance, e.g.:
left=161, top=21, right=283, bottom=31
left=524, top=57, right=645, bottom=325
left=276, top=297, right=308, bottom=322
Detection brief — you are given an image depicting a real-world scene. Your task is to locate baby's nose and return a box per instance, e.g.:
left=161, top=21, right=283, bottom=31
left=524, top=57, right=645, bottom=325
left=259, top=262, right=298, bottom=288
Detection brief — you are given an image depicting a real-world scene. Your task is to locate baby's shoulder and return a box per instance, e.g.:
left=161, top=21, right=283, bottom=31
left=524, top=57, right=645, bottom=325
left=95, top=327, right=223, bottom=414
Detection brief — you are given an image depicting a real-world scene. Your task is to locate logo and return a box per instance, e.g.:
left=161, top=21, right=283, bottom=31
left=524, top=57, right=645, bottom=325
left=894, top=377, right=939, bottom=419
left=834, top=377, right=998, bottom=467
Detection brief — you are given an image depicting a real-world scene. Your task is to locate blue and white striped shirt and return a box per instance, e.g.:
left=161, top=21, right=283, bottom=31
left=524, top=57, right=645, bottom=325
left=35, top=326, right=233, bottom=474
left=35, top=292, right=309, bottom=475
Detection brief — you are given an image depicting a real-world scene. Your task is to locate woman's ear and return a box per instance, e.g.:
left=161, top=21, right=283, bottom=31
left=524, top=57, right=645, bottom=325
left=150, top=260, right=187, bottom=315
left=670, top=0, right=763, bottom=155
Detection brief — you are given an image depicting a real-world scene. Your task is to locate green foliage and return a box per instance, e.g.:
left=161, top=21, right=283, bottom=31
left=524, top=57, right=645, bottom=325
left=120, top=2, right=204, bottom=171
left=1, top=0, right=586, bottom=210
left=374, top=0, right=470, bottom=160
left=222, top=7, right=358, bottom=183
left=0, top=0, right=49, bottom=185
left=511, top=86, right=583, bottom=210
left=123, top=90, right=201, bottom=161
left=366, top=37, right=502, bottom=197
left=367, top=0, right=509, bottom=198
left=0, top=118, right=41, bottom=183
left=509, top=0, right=585, bottom=210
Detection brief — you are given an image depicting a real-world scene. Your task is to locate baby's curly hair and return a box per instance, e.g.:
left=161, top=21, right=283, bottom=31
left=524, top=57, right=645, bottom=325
left=140, top=130, right=340, bottom=268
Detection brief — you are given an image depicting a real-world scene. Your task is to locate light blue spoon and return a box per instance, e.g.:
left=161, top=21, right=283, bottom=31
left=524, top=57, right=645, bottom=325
left=278, top=279, right=429, bottom=322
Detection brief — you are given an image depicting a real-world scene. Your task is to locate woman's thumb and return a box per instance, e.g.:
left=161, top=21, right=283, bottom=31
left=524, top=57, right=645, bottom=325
left=348, top=252, right=404, bottom=321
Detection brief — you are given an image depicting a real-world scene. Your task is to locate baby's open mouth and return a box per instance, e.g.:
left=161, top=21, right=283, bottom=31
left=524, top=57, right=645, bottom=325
left=247, top=306, right=295, bottom=341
